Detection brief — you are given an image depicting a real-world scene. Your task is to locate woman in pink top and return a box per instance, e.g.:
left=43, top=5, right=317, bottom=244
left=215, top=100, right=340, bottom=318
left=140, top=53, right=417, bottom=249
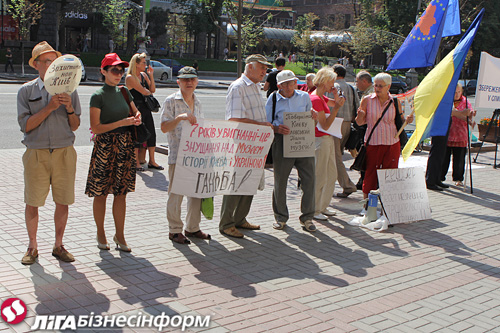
left=440, top=83, right=474, bottom=186
left=310, top=67, right=345, bottom=221
left=355, top=73, right=413, bottom=199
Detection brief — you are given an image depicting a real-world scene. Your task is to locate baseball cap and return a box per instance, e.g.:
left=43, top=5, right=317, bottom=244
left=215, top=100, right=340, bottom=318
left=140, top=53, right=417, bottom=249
left=277, top=70, right=297, bottom=85
left=101, top=53, right=129, bottom=69
left=245, top=54, right=272, bottom=67
left=177, top=66, right=198, bottom=78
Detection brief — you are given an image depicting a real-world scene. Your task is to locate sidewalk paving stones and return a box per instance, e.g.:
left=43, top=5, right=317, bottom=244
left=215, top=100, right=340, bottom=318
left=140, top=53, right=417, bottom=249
left=0, top=145, right=499, bottom=332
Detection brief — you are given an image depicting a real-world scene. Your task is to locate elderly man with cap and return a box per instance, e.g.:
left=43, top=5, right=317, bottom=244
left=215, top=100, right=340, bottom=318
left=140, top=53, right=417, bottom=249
left=17, top=41, right=81, bottom=264
left=266, top=70, right=317, bottom=232
left=219, top=54, right=273, bottom=238
left=160, top=67, right=211, bottom=244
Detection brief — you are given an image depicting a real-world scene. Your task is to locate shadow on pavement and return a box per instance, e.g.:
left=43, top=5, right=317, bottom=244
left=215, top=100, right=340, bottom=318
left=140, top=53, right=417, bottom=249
left=96, top=251, right=180, bottom=318
left=30, top=263, right=111, bottom=328
left=284, top=227, right=375, bottom=278
left=318, top=217, right=409, bottom=258
left=386, top=219, right=474, bottom=256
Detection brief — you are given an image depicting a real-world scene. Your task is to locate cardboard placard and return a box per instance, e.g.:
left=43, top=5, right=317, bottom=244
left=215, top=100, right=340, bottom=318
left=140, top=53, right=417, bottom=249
left=171, top=119, right=274, bottom=198
left=283, top=111, right=315, bottom=158
left=44, top=54, right=82, bottom=95
left=377, top=167, right=431, bottom=224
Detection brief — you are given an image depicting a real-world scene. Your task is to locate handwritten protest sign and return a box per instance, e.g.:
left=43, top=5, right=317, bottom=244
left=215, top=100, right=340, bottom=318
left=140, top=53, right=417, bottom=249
left=283, top=111, right=315, bottom=158
left=44, top=54, right=82, bottom=96
left=171, top=119, right=274, bottom=198
left=377, top=167, right=431, bottom=224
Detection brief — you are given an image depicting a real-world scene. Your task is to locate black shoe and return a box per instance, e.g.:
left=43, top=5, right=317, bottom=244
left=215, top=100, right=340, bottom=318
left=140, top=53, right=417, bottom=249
left=427, top=184, right=443, bottom=191
left=436, top=181, right=449, bottom=188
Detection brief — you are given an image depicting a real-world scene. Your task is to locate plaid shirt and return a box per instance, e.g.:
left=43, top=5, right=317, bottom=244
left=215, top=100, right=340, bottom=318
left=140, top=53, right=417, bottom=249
left=226, top=74, right=267, bottom=122
left=160, top=90, right=202, bottom=164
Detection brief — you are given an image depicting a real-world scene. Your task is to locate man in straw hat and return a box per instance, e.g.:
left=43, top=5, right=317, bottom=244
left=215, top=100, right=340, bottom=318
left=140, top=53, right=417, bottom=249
left=219, top=54, right=273, bottom=238
left=17, top=41, right=81, bottom=264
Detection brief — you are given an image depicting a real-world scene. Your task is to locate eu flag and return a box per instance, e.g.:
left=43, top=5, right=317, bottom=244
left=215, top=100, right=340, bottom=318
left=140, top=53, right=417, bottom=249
left=387, top=0, right=449, bottom=71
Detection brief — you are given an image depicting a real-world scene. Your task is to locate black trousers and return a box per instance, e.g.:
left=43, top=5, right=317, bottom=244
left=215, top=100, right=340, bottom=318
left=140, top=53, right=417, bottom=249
left=441, top=146, right=466, bottom=182
left=425, top=135, right=448, bottom=186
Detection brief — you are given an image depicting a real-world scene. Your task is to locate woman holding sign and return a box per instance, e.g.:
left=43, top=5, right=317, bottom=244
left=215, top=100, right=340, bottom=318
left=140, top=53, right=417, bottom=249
left=85, top=53, right=142, bottom=252
left=126, top=53, right=163, bottom=171
left=355, top=73, right=412, bottom=199
left=310, top=67, right=345, bottom=221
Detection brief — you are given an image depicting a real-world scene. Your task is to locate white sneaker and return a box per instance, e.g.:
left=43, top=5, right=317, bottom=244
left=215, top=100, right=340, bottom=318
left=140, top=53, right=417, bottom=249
left=359, top=208, right=367, bottom=216
left=314, top=213, right=328, bottom=220
left=322, top=207, right=337, bottom=216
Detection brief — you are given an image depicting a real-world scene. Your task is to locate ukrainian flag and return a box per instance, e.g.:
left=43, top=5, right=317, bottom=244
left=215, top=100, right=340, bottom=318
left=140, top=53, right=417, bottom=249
left=402, top=9, right=485, bottom=161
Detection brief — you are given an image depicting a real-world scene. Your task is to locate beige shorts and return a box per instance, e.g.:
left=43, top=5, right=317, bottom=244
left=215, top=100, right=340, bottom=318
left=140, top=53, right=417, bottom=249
left=23, top=146, right=77, bottom=207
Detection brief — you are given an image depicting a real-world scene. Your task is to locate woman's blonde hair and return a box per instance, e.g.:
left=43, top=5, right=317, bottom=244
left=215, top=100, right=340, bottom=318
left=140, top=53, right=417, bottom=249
left=127, top=53, right=147, bottom=77
left=313, top=67, right=337, bottom=87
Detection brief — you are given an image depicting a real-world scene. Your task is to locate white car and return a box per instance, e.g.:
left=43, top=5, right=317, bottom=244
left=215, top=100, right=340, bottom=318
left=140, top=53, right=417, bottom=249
left=150, top=60, right=172, bottom=82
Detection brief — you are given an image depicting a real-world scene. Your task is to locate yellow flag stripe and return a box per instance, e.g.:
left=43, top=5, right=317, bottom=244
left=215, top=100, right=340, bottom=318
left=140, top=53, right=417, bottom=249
left=402, top=50, right=455, bottom=161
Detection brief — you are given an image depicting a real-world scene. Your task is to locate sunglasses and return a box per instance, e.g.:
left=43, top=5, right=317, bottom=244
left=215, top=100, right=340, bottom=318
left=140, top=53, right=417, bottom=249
left=108, top=68, right=124, bottom=75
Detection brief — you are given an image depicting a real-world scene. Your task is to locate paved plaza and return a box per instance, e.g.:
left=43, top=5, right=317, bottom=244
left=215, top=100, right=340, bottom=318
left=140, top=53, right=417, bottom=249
left=0, top=146, right=499, bottom=332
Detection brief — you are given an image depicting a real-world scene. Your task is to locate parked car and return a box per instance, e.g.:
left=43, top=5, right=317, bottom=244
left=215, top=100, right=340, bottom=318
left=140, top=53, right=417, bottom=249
left=157, top=59, right=185, bottom=76
left=79, top=58, right=86, bottom=82
left=458, top=79, right=477, bottom=96
left=390, top=76, right=408, bottom=94
left=150, top=60, right=172, bottom=82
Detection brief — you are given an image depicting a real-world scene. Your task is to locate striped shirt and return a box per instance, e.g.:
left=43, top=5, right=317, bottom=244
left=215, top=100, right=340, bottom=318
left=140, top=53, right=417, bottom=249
left=226, top=74, right=267, bottom=122
left=364, top=93, right=399, bottom=146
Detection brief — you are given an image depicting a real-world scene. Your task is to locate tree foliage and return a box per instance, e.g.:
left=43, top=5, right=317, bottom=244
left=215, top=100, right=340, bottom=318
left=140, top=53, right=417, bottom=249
left=7, top=0, right=45, bottom=40
left=292, top=13, right=323, bottom=69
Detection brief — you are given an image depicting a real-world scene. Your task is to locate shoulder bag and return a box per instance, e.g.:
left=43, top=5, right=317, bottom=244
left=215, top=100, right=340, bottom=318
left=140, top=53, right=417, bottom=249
left=350, top=99, right=393, bottom=172
left=120, top=87, right=151, bottom=143
left=393, top=97, right=408, bottom=149
left=140, top=73, right=161, bottom=113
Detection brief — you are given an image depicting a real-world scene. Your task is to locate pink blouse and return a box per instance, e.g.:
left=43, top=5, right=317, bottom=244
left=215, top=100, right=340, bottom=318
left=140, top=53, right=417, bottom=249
left=364, top=93, right=399, bottom=146
left=448, top=96, right=471, bottom=147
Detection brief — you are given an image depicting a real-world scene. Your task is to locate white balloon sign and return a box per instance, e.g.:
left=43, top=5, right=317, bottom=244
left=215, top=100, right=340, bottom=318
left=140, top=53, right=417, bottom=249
left=44, top=54, right=82, bottom=95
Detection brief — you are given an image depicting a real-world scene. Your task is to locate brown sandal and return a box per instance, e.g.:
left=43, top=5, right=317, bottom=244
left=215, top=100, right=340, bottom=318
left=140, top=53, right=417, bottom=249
left=169, top=233, right=191, bottom=244
left=185, top=230, right=211, bottom=240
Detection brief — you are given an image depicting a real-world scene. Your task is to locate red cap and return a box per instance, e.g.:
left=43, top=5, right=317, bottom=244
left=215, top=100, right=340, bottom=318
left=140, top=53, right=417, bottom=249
left=101, top=53, right=129, bottom=69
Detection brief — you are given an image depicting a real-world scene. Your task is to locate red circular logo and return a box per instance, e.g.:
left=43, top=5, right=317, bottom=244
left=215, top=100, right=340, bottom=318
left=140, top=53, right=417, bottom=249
left=1, top=298, right=27, bottom=325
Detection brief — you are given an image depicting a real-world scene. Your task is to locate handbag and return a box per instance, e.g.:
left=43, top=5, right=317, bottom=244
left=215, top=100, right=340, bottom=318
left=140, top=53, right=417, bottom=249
left=144, top=94, right=160, bottom=113
left=120, top=87, right=151, bottom=143
left=351, top=99, right=394, bottom=172
left=393, top=97, right=408, bottom=149
left=345, top=123, right=365, bottom=151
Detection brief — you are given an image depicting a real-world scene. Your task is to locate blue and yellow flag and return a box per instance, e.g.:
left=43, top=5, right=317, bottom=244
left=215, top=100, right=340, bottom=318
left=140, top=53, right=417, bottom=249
left=402, top=9, right=485, bottom=161
left=387, top=0, right=449, bottom=71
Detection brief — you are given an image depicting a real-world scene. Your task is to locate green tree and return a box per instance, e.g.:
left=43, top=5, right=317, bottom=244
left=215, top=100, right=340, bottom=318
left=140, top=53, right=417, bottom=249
left=146, top=7, right=168, bottom=43
left=7, top=0, right=44, bottom=40
left=101, top=0, right=134, bottom=48
left=292, top=13, right=320, bottom=71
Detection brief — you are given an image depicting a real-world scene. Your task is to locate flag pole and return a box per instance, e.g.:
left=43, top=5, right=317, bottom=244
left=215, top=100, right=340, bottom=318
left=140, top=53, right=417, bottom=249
left=462, top=66, right=473, bottom=194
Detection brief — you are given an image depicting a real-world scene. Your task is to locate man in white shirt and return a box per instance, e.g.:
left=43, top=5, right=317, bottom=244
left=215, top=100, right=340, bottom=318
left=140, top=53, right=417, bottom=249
left=219, top=54, right=273, bottom=238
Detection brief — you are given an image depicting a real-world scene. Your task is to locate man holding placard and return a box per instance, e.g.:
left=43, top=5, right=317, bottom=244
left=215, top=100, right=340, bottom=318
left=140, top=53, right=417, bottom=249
left=17, top=41, right=81, bottom=265
left=266, top=70, right=317, bottom=232
left=219, top=54, right=273, bottom=238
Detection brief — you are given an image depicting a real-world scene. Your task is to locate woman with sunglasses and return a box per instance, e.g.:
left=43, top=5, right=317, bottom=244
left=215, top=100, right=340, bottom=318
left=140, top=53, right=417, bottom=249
left=85, top=53, right=142, bottom=252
